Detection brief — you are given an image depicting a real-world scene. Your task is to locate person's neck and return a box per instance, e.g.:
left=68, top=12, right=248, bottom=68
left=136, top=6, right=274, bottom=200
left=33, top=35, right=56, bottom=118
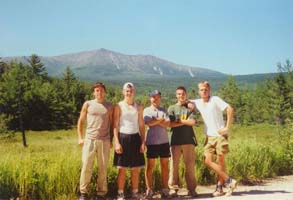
left=202, top=96, right=210, bottom=103
left=124, top=99, right=134, bottom=105
left=95, top=98, right=104, bottom=103
left=151, top=104, right=158, bottom=109
left=177, top=100, right=186, bottom=105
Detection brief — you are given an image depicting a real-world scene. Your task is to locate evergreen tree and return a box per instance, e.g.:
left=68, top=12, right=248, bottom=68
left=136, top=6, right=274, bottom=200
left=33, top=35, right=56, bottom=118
left=26, top=54, right=48, bottom=79
left=0, top=61, right=33, bottom=146
left=219, top=75, right=241, bottom=123
left=251, top=81, right=274, bottom=123
left=237, top=86, right=254, bottom=125
left=273, top=60, right=293, bottom=125
left=0, top=58, right=9, bottom=79
left=60, top=67, right=85, bottom=126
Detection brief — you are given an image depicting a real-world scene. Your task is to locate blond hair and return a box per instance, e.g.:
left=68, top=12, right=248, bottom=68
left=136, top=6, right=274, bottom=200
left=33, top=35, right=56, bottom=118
left=198, top=81, right=210, bottom=89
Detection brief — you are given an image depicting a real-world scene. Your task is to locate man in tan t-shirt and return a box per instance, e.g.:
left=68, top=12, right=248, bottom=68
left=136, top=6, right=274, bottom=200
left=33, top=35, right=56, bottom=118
left=77, top=82, right=113, bottom=200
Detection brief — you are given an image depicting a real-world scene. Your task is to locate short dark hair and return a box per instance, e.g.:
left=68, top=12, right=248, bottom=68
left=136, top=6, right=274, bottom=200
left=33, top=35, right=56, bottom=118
left=176, top=86, right=186, bottom=93
left=92, top=82, right=106, bottom=92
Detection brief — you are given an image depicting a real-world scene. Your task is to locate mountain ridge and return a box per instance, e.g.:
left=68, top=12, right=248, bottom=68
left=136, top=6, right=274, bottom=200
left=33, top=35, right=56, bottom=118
left=2, top=48, right=226, bottom=80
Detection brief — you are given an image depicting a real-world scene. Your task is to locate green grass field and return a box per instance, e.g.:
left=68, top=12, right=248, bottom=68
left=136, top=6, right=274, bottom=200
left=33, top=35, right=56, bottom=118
left=0, top=124, right=292, bottom=199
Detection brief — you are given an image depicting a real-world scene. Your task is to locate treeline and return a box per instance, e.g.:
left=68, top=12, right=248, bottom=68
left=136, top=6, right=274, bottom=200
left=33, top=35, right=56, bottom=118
left=219, top=60, right=292, bottom=125
left=0, top=55, right=87, bottom=133
left=0, top=56, right=292, bottom=135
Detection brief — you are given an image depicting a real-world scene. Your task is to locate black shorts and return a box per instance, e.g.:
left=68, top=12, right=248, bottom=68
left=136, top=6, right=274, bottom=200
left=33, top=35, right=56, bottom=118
left=113, top=133, right=145, bottom=168
left=146, top=143, right=171, bottom=159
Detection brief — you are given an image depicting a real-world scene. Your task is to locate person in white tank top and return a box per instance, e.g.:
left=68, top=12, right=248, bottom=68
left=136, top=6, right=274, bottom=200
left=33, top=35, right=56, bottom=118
left=113, top=82, right=146, bottom=200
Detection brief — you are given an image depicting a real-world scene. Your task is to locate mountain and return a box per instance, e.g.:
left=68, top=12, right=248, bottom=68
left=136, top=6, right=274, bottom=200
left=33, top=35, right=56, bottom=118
left=2, top=48, right=226, bottom=80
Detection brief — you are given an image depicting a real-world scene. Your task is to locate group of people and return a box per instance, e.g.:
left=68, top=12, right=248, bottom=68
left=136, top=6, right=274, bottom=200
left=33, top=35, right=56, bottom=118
left=77, top=81, right=237, bottom=200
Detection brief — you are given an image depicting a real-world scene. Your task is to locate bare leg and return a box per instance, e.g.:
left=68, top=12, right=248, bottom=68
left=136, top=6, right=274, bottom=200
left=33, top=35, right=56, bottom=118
left=204, top=152, right=229, bottom=181
left=216, top=154, right=226, bottom=185
left=145, top=159, right=155, bottom=190
left=160, top=157, right=169, bottom=189
left=117, top=168, right=126, bottom=191
left=131, top=168, right=140, bottom=191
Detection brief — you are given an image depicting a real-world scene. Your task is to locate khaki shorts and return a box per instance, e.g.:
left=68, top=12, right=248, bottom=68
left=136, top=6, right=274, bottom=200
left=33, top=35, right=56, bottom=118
left=204, top=135, right=229, bottom=156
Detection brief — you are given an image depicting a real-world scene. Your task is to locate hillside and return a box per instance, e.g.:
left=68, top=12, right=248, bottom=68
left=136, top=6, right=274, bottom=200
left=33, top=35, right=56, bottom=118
left=3, top=48, right=225, bottom=80
left=2, top=49, right=278, bottom=88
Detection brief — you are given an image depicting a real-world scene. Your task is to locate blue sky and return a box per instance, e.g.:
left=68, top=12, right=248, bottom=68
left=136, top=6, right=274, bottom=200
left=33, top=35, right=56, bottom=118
left=1, top=0, right=292, bottom=75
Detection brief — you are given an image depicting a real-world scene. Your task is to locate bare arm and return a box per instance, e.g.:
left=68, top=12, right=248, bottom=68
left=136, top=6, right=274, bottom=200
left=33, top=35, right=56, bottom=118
left=138, top=105, right=146, bottom=152
left=113, top=104, right=123, bottom=154
left=160, top=120, right=171, bottom=127
left=108, top=105, right=114, bottom=148
left=218, top=105, right=234, bottom=135
left=225, top=105, right=234, bottom=129
left=180, top=118, right=196, bottom=126
left=169, top=118, right=195, bottom=127
left=169, top=121, right=184, bottom=127
left=77, top=102, right=88, bottom=146
left=145, top=118, right=164, bottom=126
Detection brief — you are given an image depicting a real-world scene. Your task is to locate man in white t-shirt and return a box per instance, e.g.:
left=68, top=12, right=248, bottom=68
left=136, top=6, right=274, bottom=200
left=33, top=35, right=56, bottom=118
left=190, top=81, right=237, bottom=197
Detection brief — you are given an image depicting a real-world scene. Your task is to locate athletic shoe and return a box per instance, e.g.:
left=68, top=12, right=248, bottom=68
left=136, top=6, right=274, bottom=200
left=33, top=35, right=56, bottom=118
left=161, top=189, right=172, bottom=199
left=145, top=189, right=153, bottom=199
left=131, top=192, right=142, bottom=199
left=169, top=189, right=178, bottom=197
left=117, top=193, right=125, bottom=200
left=169, top=184, right=179, bottom=197
left=212, top=185, right=225, bottom=197
left=79, top=193, right=88, bottom=200
left=187, top=190, right=198, bottom=197
left=225, top=178, right=237, bottom=196
left=96, top=194, right=106, bottom=200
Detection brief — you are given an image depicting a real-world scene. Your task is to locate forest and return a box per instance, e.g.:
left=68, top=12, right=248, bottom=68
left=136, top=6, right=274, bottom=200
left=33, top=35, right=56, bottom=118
left=0, top=55, right=292, bottom=137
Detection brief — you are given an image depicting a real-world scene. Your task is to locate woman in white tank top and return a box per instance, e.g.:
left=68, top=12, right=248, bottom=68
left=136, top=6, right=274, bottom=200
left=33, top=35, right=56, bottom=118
left=113, top=82, right=145, bottom=200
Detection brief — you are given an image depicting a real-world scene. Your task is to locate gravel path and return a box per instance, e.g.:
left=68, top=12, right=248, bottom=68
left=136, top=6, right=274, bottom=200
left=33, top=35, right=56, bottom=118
left=165, top=175, right=293, bottom=200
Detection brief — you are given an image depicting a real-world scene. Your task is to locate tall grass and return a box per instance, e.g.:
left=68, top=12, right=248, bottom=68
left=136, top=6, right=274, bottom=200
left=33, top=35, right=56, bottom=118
left=0, top=124, right=292, bottom=199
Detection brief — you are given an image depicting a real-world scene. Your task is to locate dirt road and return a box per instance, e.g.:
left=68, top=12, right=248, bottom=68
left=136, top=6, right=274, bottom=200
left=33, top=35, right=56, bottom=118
left=171, top=175, right=293, bottom=200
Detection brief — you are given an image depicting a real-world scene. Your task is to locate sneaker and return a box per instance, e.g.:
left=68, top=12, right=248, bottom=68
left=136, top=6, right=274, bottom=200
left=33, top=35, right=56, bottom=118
left=96, top=194, right=106, bottom=200
left=212, top=185, right=225, bottom=197
left=117, top=193, right=125, bottom=200
left=169, top=189, right=178, bottom=197
left=225, top=178, right=237, bottom=196
left=187, top=190, right=198, bottom=197
left=79, top=193, right=88, bottom=200
left=131, top=192, right=142, bottom=200
left=145, top=189, right=153, bottom=199
left=169, top=184, right=179, bottom=197
left=161, top=189, right=172, bottom=199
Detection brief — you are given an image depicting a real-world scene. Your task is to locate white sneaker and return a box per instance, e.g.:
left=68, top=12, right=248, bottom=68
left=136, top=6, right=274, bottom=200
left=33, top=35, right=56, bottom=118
left=212, top=185, right=225, bottom=197
left=145, top=189, right=153, bottom=199
left=169, top=184, right=179, bottom=197
left=161, top=189, right=171, bottom=199
left=169, top=189, right=178, bottom=197
left=117, top=193, right=125, bottom=200
left=131, top=192, right=142, bottom=200
left=225, top=178, right=237, bottom=196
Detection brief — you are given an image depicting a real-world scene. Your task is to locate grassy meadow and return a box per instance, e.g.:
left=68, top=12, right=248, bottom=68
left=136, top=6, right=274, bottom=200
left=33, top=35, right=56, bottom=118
left=0, top=124, right=293, bottom=199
